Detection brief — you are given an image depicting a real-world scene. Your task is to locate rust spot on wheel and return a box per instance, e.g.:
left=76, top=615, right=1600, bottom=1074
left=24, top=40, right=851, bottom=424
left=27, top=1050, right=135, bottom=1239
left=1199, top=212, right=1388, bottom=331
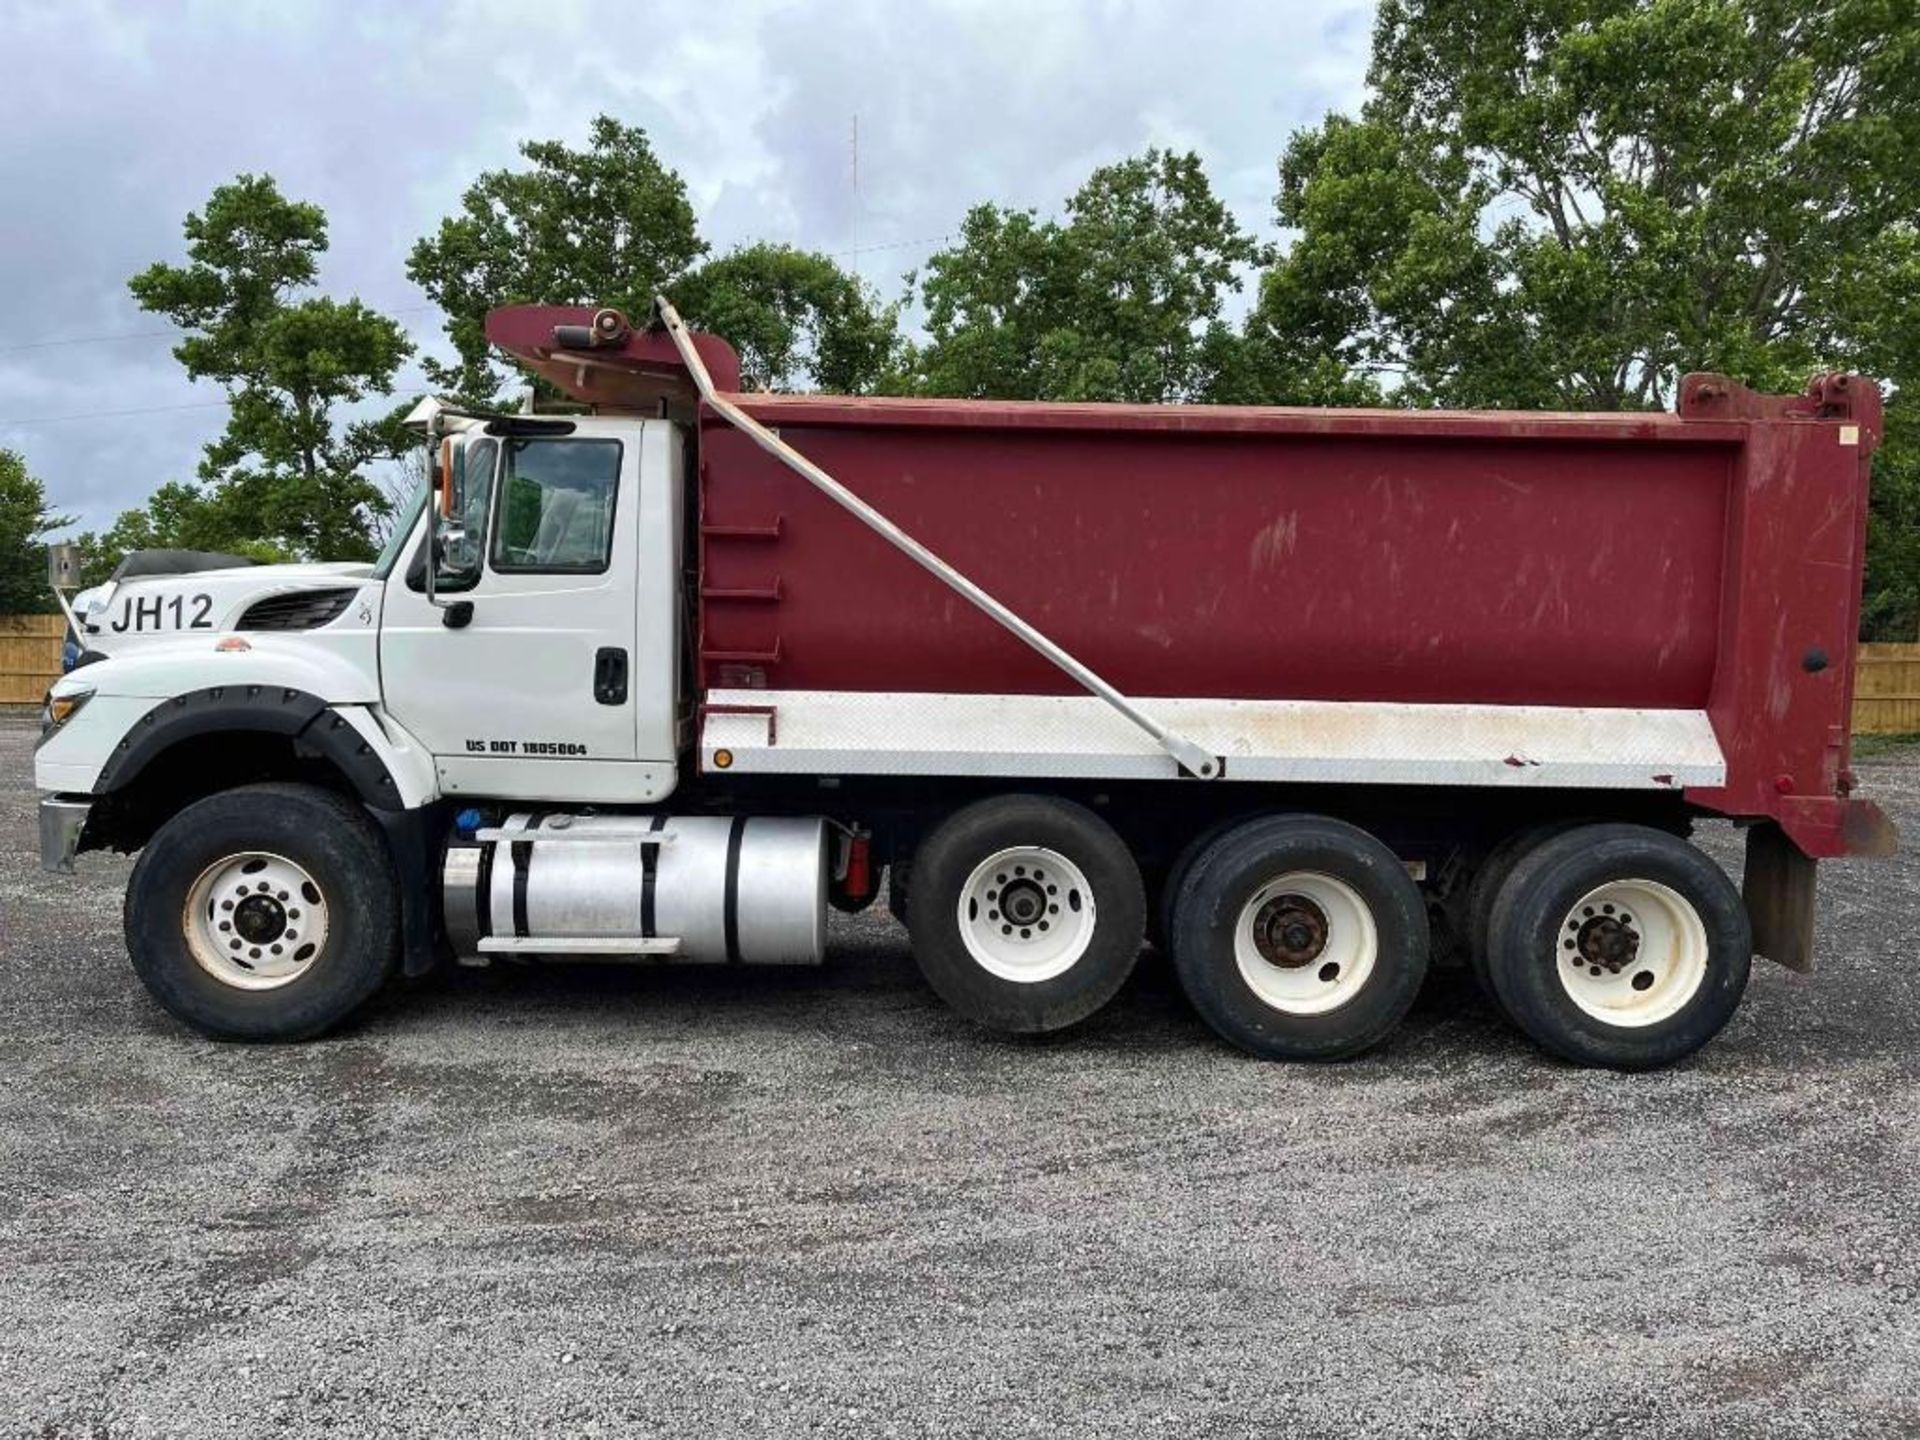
left=1251, top=893, right=1330, bottom=969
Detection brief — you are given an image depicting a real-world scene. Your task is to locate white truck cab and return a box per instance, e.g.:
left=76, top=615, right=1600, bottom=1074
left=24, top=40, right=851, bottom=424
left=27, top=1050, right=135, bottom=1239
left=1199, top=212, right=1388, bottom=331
left=378, top=415, right=686, bottom=804
left=35, top=404, right=838, bottom=1045
left=40, top=414, right=685, bottom=814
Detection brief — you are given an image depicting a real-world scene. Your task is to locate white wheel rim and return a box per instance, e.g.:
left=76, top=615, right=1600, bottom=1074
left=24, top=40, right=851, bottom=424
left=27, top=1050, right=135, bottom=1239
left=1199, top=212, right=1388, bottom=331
left=955, top=846, right=1097, bottom=984
left=1233, top=871, right=1377, bottom=1016
left=182, top=851, right=330, bottom=991
left=1555, top=878, right=1707, bottom=1028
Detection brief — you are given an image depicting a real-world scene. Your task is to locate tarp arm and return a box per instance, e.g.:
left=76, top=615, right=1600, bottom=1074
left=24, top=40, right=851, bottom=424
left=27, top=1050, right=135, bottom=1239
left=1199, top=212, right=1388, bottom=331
left=653, top=294, right=1222, bottom=781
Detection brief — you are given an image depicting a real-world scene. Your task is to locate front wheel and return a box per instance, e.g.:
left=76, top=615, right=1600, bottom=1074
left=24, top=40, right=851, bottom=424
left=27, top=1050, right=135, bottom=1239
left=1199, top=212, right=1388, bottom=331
left=1170, top=815, right=1430, bottom=1061
left=125, top=782, right=400, bottom=1041
left=1483, top=824, right=1750, bottom=1070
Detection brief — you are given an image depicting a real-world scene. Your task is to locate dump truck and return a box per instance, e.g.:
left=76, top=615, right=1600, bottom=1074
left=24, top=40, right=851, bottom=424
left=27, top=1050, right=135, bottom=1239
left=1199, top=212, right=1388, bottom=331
left=34, top=300, right=1895, bottom=1068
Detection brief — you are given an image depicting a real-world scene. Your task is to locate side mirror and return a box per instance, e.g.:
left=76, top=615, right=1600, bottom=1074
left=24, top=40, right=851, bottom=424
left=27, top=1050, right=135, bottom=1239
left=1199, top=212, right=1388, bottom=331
left=46, top=542, right=83, bottom=591
left=434, top=512, right=484, bottom=569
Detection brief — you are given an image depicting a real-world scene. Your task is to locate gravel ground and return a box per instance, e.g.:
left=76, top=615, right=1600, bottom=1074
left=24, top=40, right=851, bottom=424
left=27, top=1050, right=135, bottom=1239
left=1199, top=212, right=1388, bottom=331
left=3, top=713, right=1918, bottom=1438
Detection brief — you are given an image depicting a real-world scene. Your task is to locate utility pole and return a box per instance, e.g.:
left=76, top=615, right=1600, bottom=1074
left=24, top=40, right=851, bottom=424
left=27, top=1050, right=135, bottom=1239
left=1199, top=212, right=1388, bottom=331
left=849, top=112, right=861, bottom=282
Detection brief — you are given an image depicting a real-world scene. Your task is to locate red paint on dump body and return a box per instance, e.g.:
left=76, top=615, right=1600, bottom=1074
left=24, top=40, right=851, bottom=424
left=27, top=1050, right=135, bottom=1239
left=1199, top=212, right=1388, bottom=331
left=699, top=413, right=1732, bottom=709
left=486, top=308, right=1890, bottom=859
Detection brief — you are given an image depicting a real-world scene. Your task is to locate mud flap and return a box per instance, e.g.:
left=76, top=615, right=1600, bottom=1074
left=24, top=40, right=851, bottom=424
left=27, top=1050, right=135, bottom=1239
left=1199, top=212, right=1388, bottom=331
left=369, top=802, right=450, bottom=977
left=1744, top=822, right=1818, bottom=973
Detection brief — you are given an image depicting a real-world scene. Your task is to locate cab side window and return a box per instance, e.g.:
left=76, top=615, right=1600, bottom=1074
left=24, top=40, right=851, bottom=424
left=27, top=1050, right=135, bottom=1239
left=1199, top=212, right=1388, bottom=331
left=491, top=439, right=623, bottom=574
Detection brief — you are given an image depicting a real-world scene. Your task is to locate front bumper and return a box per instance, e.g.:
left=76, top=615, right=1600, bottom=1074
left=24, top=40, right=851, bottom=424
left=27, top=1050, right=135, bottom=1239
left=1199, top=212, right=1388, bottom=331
left=39, top=796, right=91, bottom=874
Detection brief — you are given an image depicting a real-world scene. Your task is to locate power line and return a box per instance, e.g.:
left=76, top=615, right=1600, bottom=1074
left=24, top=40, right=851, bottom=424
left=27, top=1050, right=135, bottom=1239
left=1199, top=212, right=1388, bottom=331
left=0, top=303, right=442, bottom=357
left=828, top=232, right=951, bottom=258
left=0, top=387, right=433, bottom=429
left=0, top=237, right=952, bottom=360
left=0, top=399, right=233, bottom=427
left=0, top=326, right=182, bottom=355
left=0, top=229, right=956, bottom=413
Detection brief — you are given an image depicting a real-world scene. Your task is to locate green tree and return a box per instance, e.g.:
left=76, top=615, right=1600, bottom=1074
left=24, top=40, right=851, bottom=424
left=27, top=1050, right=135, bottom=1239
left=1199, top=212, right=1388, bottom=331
left=674, top=243, right=898, bottom=393
left=407, top=117, right=705, bottom=400
left=0, top=451, right=71, bottom=613
left=72, top=483, right=293, bottom=586
left=1258, top=0, right=1920, bottom=632
left=894, top=150, right=1268, bottom=403
left=407, top=116, right=895, bottom=397
left=126, top=174, right=413, bottom=562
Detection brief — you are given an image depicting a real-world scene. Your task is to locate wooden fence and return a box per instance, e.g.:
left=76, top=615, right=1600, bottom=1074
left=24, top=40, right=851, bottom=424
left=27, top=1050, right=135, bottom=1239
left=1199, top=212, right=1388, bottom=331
left=0, top=613, right=63, bottom=705
left=4, top=612, right=1920, bottom=733
left=1853, top=644, right=1920, bottom=736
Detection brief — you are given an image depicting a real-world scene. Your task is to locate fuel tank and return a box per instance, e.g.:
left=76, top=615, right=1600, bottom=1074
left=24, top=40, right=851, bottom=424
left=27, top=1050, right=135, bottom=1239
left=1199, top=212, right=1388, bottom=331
left=444, top=813, right=827, bottom=964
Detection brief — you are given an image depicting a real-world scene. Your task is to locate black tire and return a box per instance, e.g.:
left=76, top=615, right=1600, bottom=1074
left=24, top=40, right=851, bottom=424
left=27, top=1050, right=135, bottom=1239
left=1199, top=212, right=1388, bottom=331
left=906, top=795, right=1145, bottom=1034
left=125, top=782, right=400, bottom=1041
left=1151, top=816, right=1241, bottom=952
left=1464, top=819, right=1583, bottom=1007
left=1484, top=824, right=1751, bottom=1070
left=1171, top=815, right=1429, bottom=1061
left=884, top=861, right=911, bottom=929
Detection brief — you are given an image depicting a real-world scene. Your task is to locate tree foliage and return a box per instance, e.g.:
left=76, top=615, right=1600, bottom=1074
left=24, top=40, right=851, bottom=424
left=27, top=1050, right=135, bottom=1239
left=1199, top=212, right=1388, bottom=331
left=75, top=483, right=294, bottom=586
left=104, top=174, right=414, bottom=565
left=406, top=117, right=706, bottom=400
left=674, top=243, right=898, bottom=393
left=893, top=150, right=1267, bottom=403
left=1262, top=0, right=1920, bottom=406
left=407, top=116, right=895, bottom=398
left=1257, top=0, right=1920, bottom=633
left=0, top=450, right=71, bottom=613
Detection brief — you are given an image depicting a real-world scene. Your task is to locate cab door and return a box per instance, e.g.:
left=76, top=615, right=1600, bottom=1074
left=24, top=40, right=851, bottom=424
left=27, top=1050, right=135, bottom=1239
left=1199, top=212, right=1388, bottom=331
left=379, top=419, right=675, bottom=805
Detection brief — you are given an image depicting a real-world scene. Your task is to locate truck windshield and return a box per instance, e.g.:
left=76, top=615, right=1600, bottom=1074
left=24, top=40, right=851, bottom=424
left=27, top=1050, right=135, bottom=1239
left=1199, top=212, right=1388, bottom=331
left=371, top=481, right=429, bottom=580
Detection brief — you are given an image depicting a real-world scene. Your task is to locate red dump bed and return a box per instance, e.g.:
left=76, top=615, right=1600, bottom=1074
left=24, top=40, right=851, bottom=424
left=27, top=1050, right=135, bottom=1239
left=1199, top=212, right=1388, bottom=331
left=486, top=305, right=1890, bottom=859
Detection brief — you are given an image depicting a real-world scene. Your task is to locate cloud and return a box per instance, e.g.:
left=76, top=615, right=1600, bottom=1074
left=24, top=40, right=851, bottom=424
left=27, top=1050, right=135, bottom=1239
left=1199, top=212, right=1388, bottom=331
left=0, top=0, right=1372, bottom=532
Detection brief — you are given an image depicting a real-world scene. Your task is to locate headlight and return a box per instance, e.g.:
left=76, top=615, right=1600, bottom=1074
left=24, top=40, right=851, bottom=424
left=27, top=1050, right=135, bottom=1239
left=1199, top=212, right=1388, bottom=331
left=39, top=685, right=92, bottom=742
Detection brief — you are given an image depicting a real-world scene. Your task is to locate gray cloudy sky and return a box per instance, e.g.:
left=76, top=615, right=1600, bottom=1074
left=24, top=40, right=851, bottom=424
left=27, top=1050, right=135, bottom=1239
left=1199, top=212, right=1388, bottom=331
left=0, top=0, right=1373, bottom=533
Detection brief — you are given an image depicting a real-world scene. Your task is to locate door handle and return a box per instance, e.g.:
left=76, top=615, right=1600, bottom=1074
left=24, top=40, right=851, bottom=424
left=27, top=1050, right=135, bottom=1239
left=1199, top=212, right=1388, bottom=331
left=594, top=647, right=629, bottom=705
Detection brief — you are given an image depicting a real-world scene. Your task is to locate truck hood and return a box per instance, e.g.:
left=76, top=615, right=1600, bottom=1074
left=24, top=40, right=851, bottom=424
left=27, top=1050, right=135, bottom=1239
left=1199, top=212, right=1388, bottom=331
left=75, top=561, right=380, bottom=657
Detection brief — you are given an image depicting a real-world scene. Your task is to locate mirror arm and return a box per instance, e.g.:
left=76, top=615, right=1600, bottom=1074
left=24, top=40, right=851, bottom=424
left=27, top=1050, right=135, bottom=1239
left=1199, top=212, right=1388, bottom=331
left=423, top=411, right=442, bottom=611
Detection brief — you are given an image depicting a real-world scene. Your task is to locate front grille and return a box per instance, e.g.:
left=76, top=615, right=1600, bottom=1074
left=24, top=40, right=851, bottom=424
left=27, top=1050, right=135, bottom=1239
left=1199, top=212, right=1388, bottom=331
left=236, top=588, right=358, bottom=631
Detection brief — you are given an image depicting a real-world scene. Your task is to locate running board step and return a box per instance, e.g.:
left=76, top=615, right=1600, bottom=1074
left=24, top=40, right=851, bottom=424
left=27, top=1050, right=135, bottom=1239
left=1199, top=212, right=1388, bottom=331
left=477, top=936, right=683, bottom=955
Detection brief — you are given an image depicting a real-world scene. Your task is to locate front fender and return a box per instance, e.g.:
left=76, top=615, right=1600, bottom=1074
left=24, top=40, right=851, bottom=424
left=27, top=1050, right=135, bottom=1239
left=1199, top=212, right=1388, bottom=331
left=90, top=687, right=407, bottom=808
left=35, top=645, right=435, bottom=810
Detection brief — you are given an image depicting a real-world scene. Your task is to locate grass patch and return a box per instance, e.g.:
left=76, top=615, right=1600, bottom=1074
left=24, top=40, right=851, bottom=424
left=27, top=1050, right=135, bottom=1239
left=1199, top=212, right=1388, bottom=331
left=1851, top=732, right=1920, bottom=758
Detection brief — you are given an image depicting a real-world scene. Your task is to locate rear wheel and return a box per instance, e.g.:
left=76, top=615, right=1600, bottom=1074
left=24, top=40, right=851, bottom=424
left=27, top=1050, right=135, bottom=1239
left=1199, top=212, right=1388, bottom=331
left=125, top=782, right=399, bottom=1041
left=1484, top=824, right=1750, bottom=1069
left=1171, top=815, right=1429, bottom=1061
left=1151, top=816, right=1239, bottom=952
left=1464, top=820, right=1581, bottom=1009
left=906, top=795, right=1145, bottom=1033
left=885, top=860, right=911, bottom=929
